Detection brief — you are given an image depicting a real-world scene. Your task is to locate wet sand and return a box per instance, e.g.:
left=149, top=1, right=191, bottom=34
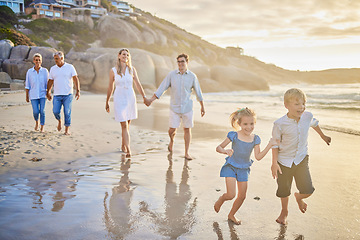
left=0, top=91, right=359, bottom=239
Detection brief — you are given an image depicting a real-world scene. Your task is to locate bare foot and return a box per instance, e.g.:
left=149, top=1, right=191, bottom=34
left=294, top=192, right=307, bottom=213
left=276, top=209, right=288, bottom=225
left=185, top=154, right=193, bottom=160
left=40, top=125, right=44, bottom=132
left=64, top=132, right=71, bottom=135
left=125, top=153, right=131, bottom=158
left=34, top=121, right=39, bottom=131
left=57, top=120, right=62, bottom=131
left=214, top=198, right=224, bottom=213
left=228, top=215, right=241, bottom=225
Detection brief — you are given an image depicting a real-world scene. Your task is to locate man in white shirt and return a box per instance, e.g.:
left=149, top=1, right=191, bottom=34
left=46, top=51, right=80, bottom=135
left=146, top=53, right=205, bottom=160
left=271, top=88, right=331, bottom=225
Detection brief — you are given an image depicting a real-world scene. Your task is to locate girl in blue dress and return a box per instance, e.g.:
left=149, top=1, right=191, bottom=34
left=214, top=107, right=277, bottom=224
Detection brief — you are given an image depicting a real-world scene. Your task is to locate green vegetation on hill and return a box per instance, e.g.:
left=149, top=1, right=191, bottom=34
left=0, top=28, right=35, bottom=46
left=0, top=6, right=35, bottom=46
left=24, top=18, right=99, bottom=52
left=0, top=6, right=18, bottom=28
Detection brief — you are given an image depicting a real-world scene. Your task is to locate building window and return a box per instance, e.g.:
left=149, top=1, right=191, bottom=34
left=0, top=1, right=6, bottom=6
left=39, top=10, right=44, bottom=14
left=45, top=11, right=53, bottom=16
left=42, top=5, right=49, bottom=9
left=55, top=12, right=61, bottom=17
left=13, top=2, right=19, bottom=8
left=7, top=2, right=12, bottom=6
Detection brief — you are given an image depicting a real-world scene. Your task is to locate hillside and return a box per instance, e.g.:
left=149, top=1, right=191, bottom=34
left=1, top=5, right=360, bottom=93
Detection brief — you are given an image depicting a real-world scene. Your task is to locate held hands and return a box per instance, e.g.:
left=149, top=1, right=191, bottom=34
left=271, top=163, right=282, bottom=179
left=46, top=92, right=52, bottom=101
left=143, top=97, right=152, bottom=107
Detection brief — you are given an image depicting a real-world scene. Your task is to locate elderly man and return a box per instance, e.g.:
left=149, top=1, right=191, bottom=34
left=46, top=51, right=80, bottom=135
left=146, top=53, right=205, bottom=160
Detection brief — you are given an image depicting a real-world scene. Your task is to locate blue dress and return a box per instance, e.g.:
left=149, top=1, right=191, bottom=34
left=220, top=131, right=261, bottom=181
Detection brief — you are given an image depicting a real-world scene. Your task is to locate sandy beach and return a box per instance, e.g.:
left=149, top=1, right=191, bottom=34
left=0, top=90, right=359, bottom=239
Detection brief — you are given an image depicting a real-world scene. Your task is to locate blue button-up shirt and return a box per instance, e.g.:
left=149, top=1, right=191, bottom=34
left=154, top=69, right=204, bottom=114
left=25, top=67, right=49, bottom=100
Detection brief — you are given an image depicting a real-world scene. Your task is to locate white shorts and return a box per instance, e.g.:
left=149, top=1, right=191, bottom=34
left=169, top=109, right=194, bottom=128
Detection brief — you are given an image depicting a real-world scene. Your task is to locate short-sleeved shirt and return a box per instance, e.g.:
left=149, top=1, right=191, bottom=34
left=49, top=62, right=77, bottom=96
left=225, top=131, right=261, bottom=169
left=154, top=69, right=203, bottom=114
left=272, top=111, right=319, bottom=168
left=25, top=67, right=49, bottom=100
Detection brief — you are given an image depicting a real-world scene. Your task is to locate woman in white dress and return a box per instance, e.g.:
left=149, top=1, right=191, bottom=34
left=105, top=48, right=147, bottom=157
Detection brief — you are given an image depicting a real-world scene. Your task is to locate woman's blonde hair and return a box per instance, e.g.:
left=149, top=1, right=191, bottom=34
left=230, top=107, right=256, bottom=129
left=116, top=48, right=133, bottom=77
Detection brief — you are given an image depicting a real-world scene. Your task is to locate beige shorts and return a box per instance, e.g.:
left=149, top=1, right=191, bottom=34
left=169, top=109, right=194, bottom=128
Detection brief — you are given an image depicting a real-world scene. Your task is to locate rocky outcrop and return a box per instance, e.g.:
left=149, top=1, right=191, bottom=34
left=9, top=45, right=30, bottom=60
left=27, top=46, right=57, bottom=70
left=0, top=72, right=12, bottom=85
left=97, top=16, right=142, bottom=45
left=2, top=59, right=33, bottom=80
left=0, top=40, right=14, bottom=61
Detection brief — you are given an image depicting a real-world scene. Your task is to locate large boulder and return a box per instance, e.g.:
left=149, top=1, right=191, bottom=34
left=27, top=46, right=57, bottom=70
left=91, top=53, right=115, bottom=92
left=0, top=72, right=12, bottom=84
left=131, top=49, right=156, bottom=90
left=97, top=16, right=142, bottom=45
left=2, top=59, right=33, bottom=80
left=66, top=59, right=95, bottom=86
left=0, top=39, right=14, bottom=60
left=210, top=65, right=269, bottom=91
left=9, top=45, right=30, bottom=60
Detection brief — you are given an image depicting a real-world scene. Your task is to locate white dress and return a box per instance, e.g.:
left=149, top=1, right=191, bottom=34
left=112, top=67, right=137, bottom=122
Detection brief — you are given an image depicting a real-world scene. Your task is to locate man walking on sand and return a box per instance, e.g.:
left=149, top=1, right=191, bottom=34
left=145, top=53, right=205, bottom=160
left=46, top=51, right=80, bottom=135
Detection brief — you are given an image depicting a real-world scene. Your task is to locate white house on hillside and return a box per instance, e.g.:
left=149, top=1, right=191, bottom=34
left=1, top=0, right=25, bottom=14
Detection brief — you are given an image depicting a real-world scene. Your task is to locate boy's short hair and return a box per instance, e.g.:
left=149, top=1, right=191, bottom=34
left=284, top=88, right=307, bottom=103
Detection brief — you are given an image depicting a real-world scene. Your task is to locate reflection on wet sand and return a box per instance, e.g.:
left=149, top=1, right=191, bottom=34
left=139, top=154, right=197, bottom=239
left=26, top=170, right=79, bottom=212
left=212, top=221, right=240, bottom=240
left=103, top=158, right=134, bottom=239
left=275, top=225, right=304, bottom=240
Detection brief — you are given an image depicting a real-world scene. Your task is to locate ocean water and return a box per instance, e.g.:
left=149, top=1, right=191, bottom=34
left=204, top=83, right=360, bottom=136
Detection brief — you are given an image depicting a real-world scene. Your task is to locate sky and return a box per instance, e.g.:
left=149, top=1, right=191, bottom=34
left=128, top=0, right=360, bottom=71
